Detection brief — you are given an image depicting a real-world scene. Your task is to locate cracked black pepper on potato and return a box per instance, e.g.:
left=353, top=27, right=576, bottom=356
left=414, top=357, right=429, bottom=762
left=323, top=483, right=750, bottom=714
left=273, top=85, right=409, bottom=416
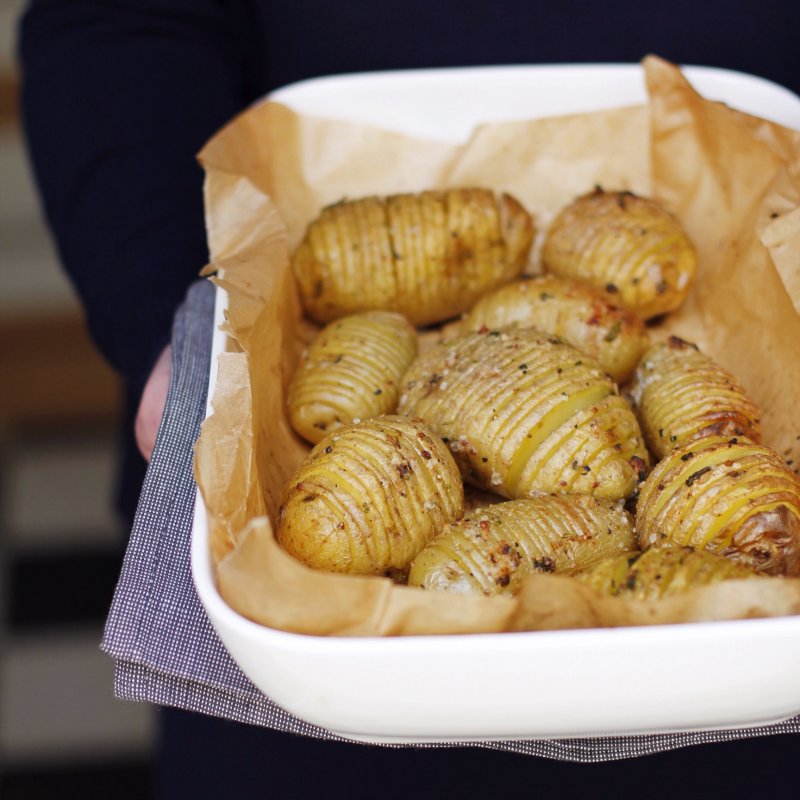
left=292, top=188, right=535, bottom=326
left=408, top=495, right=636, bottom=596
left=636, top=435, right=800, bottom=576
left=398, top=329, right=649, bottom=500
left=460, top=274, right=649, bottom=382
left=542, top=188, right=696, bottom=319
left=576, top=546, right=761, bottom=600
left=287, top=310, right=418, bottom=444
left=277, top=415, right=464, bottom=575
left=628, top=335, right=761, bottom=459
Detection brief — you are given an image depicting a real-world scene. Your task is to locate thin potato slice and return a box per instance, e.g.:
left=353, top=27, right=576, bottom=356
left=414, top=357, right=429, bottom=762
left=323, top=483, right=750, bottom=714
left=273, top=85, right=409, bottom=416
left=287, top=311, right=418, bottom=444
left=398, top=330, right=649, bottom=500
left=542, top=188, right=696, bottom=319
left=629, top=336, right=760, bottom=459
left=293, top=189, right=535, bottom=326
left=277, top=416, right=464, bottom=575
left=408, top=495, right=636, bottom=596
left=576, top=547, right=760, bottom=601
left=461, top=275, right=649, bottom=382
left=636, top=435, right=800, bottom=576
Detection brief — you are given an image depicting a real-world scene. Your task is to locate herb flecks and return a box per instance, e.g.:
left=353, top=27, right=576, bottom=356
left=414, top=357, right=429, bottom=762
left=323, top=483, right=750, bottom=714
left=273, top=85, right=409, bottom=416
left=686, top=466, right=712, bottom=486
left=604, top=321, right=622, bottom=342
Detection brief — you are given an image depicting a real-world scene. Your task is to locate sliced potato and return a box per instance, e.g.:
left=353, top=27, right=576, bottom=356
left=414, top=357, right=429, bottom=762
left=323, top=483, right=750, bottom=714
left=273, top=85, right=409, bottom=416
left=542, top=188, right=696, bottom=319
left=292, top=188, right=535, bottom=326
left=461, top=275, right=649, bottom=382
left=629, top=336, right=760, bottom=459
left=277, top=415, right=464, bottom=575
left=287, top=311, right=418, bottom=444
left=576, top=546, right=760, bottom=601
left=408, top=495, right=636, bottom=596
left=636, top=435, right=800, bottom=576
left=398, top=329, right=649, bottom=500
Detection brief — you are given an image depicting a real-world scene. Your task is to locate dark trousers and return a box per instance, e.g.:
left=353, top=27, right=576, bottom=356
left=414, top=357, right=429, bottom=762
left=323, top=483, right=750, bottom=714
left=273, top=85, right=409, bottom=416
left=157, top=707, right=798, bottom=799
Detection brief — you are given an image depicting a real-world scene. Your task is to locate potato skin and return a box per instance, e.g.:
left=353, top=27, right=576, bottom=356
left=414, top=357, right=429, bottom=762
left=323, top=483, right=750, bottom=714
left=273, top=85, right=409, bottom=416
left=398, top=329, right=649, bottom=500
left=276, top=416, right=464, bottom=575
left=408, top=495, right=636, bottom=596
left=292, top=188, right=534, bottom=326
left=629, top=336, right=760, bottom=459
left=461, top=275, right=649, bottom=382
left=636, top=435, right=800, bottom=576
left=542, top=189, right=696, bottom=319
left=576, top=546, right=760, bottom=601
left=287, top=311, right=418, bottom=444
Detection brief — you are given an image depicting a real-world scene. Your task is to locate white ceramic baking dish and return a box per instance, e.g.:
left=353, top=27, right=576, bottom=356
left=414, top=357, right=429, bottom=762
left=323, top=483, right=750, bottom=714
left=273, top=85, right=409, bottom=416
left=192, top=64, right=800, bottom=743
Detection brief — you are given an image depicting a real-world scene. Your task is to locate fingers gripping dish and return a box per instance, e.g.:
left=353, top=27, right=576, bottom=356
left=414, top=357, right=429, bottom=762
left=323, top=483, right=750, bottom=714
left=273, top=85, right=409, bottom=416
left=636, top=435, right=800, bottom=576
left=408, top=495, right=636, bottom=596
left=292, top=188, right=535, bottom=326
left=461, top=275, right=649, bottom=382
left=398, top=329, right=649, bottom=500
left=629, top=336, right=761, bottom=459
left=287, top=311, right=418, bottom=444
left=277, top=416, right=464, bottom=575
left=542, top=188, right=696, bottom=319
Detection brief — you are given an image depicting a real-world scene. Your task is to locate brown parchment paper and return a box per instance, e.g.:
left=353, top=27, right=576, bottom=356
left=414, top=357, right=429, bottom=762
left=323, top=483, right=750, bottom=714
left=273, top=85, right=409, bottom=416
left=194, top=55, right=800, bottom=637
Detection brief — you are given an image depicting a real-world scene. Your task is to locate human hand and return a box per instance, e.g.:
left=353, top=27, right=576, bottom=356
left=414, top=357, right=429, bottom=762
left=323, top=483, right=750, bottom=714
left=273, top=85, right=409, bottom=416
left=135, top=344, right=172, bottom=461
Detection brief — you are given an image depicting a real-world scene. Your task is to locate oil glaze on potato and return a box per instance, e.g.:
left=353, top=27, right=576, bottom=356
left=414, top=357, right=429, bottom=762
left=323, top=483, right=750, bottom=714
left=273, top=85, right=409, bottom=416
left=542, top=188, right=696, bottom=319
left=292, top=188, right=535, bottom=326
left=408, top=495, right=636, bottom=596
left=277, top=416, right=464, bottom=575
left=636, top=435, right=800, bottom=576
left=461, top=275, right=649, bottom=382
left=629, top=336, right=760, bottom=459
left=398, top=330, right=649, bottom=500
left=576, top=546, right=760, bottom=601
left=287, top=311, right=417, bottom=444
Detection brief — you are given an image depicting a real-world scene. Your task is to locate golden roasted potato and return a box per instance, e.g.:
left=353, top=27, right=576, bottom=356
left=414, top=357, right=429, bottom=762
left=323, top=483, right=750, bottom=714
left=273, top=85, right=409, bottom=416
left=629, top=336, right=760, bottom=459
left=398, top=329, right=649, bottom=500
left=408, top=495, right=636, bottom=596
left=636, top=435, right=800, bottom=576
left=287, top=311, right=418, bottom=444
left=542, top=188, right=696, bottom=319
left=292, top=188, right=535, bottom=326
left=276, top=415, right=464, bottom=575
left=461, top=275, right=649, bottom=382
left=576, top=546, right=760, bottom=600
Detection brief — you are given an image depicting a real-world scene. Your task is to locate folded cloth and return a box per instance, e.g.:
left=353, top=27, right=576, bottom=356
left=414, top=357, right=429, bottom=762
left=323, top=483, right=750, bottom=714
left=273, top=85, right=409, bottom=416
left=102, top=278, right=800, bottom=763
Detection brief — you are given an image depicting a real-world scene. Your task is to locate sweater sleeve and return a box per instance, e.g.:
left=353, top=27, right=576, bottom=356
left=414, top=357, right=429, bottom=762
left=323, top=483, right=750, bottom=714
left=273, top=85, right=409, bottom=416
left=19, top=0, right=255, bottom=389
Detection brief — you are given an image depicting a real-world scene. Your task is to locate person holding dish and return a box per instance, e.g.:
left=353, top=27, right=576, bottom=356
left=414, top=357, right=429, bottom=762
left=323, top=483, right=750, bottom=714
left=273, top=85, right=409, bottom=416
left=18, top=0, right=799, bottom=796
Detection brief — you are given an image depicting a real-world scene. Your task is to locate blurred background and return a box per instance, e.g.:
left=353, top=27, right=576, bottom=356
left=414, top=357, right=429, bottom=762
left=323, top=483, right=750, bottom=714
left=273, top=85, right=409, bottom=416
left=0, top=0, right=155, bottom=795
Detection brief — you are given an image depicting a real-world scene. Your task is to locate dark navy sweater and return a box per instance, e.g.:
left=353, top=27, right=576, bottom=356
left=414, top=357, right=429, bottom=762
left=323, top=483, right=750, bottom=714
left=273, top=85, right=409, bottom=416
left=18, top=0, right=799, bottom=509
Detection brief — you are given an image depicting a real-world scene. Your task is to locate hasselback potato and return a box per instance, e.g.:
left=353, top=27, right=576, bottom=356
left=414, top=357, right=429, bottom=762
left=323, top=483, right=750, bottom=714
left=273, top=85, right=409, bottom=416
left=629, top=336, right=760, bottom=459
left=408, top=495, right=636, bottom=596
left=460, top=275, right=649, bottom=382
left=287, top=311, right=418, bottom=444
left=636, top=435, right=800, bottom=576
left=398, top=329, right=648, bottom=500
left=277, top=416, right=464, bottom=575
left=576, top=546, right=760, bottom=600
left=292, top=188, right=535, bottom=326
left=542, top=188, right=696, bottom=319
